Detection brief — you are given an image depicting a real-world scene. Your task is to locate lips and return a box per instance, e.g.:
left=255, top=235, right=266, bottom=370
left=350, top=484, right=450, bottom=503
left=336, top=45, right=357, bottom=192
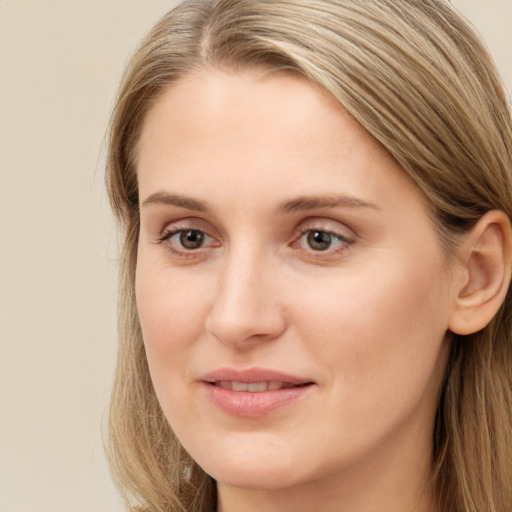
left=214, top=381, right=300, bottom=391
left=200, top=368, right=314, bottom=417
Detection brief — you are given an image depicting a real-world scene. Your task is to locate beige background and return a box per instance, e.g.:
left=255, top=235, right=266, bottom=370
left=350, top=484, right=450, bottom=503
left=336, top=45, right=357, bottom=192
left=0, top=1, right=510, bottom=511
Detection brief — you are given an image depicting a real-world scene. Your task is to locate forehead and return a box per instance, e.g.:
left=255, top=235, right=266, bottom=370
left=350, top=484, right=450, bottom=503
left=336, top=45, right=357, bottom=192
left=136, top=69, right=424, bottom=216
left=137, top=68, right=372, bottom=163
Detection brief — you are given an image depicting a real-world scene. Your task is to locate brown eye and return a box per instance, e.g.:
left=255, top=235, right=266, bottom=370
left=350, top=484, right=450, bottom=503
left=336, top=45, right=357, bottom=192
left=295, top=228, right=353, bottom=254
left=179, top=230, right=205, bottom=249
left=306, top=231, right=334, bottom=251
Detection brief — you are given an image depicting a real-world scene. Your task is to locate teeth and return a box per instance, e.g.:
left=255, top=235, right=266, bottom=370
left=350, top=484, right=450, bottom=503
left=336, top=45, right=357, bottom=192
left=247, top=382, right=268, bottom=392
left=232, top=381, right=249, bottom=391
left=215, top=381, right=295, bottom=392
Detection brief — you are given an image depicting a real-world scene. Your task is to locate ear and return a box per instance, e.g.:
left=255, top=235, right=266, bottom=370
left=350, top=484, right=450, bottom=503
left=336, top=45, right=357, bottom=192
left=449, top=210, right=512, bottom=335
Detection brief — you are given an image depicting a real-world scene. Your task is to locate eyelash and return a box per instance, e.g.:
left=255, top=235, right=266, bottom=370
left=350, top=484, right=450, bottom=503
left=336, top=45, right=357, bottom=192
left=157, top=229, right=218, bottom=259
left=156, top=225, right=355, bottom=260
left=293, top=229, right=354, bottom=257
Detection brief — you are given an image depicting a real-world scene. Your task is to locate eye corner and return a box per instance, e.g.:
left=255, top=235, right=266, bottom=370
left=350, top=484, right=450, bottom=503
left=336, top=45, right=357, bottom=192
left=289, top=224, right=356, bottom=261
left=149, top=219, right=222, bottom=262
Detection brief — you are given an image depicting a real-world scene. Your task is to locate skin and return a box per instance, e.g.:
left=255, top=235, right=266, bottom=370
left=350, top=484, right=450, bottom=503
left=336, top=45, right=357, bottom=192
left=135, top=69, right=463, bottom=512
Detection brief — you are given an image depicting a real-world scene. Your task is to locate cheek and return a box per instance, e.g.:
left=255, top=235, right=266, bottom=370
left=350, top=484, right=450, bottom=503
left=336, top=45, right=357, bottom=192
left=135, top=265, right=218, bottom=439
left=291, top=255, right=451, bottom=405
left=135, top=261, right=212, bottom=394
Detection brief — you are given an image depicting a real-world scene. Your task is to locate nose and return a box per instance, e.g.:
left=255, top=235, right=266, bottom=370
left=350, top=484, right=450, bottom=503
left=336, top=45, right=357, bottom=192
left=205, top=249, right=287, bottom=348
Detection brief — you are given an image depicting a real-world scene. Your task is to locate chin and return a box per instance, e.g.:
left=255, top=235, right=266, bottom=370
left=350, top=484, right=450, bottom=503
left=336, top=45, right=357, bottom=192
left=209, top=465, right=305, bottom=492
left=192, top=440, right=309, bottom=491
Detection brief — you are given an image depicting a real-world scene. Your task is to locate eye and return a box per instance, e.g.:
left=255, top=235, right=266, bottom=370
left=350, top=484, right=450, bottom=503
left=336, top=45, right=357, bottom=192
left=159, top=228, right=218, bottom=253
left=174, top=229, right=206, bottom=249
left=296, top=229, right=352, bottom=252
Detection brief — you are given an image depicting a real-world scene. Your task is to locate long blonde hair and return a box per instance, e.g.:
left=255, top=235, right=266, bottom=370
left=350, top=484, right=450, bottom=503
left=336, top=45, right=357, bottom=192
left=105, top=1, right=512, bottom=511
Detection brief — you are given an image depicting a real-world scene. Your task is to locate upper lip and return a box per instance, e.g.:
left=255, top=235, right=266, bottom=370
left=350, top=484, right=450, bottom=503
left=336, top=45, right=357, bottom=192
left=200, top=367, right=313, bottom=385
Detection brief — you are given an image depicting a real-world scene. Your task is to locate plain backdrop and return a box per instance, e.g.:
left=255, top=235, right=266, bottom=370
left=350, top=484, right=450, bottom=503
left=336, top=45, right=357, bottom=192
left=0, top=1, right=510, bottom=511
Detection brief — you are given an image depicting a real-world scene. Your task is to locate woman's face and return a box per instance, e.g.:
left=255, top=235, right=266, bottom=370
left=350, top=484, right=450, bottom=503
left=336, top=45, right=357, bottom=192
left=136, top=70, right=458, bottom=500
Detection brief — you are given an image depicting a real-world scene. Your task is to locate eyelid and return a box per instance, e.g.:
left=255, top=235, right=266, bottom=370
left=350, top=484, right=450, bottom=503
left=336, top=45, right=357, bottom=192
left=155, top=229, right=218, bottom=262
left=290, top=218, right=356, bottom=258
left=153, top=217, right=221, bottom=258
left=155, top=217, right=217, bottom=239
left=293, top=229, right=353, bottom=248
left=294, top=217, right=355, bottom=240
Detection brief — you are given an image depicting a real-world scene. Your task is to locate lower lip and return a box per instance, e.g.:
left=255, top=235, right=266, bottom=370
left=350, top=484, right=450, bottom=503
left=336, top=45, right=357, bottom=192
left=202, top=383, right=314, bottom=417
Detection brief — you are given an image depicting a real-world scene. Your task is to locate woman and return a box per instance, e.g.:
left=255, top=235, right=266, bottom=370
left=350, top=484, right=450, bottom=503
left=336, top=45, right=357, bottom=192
left=105, top=1, right=512, bottom=511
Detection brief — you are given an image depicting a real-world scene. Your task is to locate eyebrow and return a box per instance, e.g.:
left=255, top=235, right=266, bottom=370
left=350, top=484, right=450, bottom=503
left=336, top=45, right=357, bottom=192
left=277, top=194, right=380, bottom=214
left=140, top=191, right=379, bottom=214
left=141, top=191, right=211, bottom=212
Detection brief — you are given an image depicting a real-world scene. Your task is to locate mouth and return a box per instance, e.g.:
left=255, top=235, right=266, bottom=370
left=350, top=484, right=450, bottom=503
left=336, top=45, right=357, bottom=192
left=201, top=368, right=315, bottom=417
left=211, top=381, right=309, bottom=392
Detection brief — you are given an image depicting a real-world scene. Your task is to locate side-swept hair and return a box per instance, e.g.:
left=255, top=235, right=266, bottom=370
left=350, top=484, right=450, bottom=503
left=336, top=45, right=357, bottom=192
left=106, top=1, right=512, bottom=510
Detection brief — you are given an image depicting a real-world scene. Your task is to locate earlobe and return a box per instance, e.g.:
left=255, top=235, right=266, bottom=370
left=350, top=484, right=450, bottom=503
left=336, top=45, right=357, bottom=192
left=448, top=210, right=512, bottom=336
